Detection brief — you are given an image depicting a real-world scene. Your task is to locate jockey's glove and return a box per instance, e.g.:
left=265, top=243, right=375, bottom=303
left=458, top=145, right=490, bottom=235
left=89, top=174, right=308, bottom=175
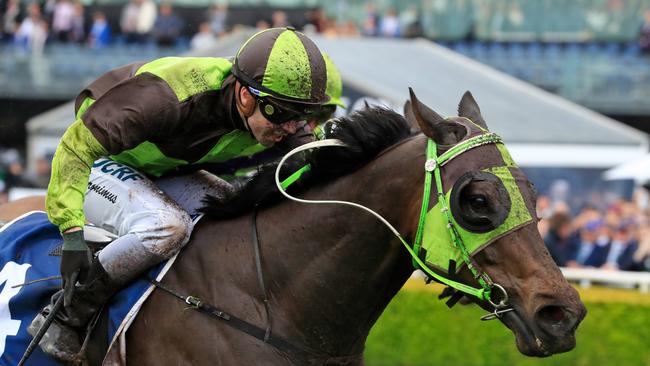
left=61, top=230, right=92, bottom=306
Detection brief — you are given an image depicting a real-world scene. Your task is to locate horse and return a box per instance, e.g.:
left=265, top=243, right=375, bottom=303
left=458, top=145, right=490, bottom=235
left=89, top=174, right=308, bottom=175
left=1, top=89, right=585, bottom=365
left=0, top=196, right=45, bottom=223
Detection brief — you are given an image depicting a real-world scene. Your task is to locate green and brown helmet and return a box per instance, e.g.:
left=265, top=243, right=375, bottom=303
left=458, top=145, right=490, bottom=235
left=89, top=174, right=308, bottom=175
left=232, top=27, right=329, bottom=106
left=323, top=53, right=345, bottom=108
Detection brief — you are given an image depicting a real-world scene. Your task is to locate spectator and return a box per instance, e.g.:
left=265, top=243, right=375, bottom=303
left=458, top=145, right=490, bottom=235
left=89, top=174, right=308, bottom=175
left=14, top=2, right=47, bottom=55
left=601, top=220, right=639, bottom=271
left=190, top=21, right=217, bottom=51
left=51, top=0, right=75, bottom=42
left=361, top=2, right=378, bottom=37
left=271, top=10, right=289, bottom=28
left=379, top=7, right=400, bottom=37
left=544, top=212, right=574, bottom=266
left=2, top=0, right=22, bottom=42
left=21, top=155, right=51, bottom=189
left=208, top=3, right=228, bottom=37
left=567, top=219, right=610, bottom=268
left=69, top=1, right=84, bottom=43
left=255, top=19, right=270, bottom=31
left=639, top=9, right=650, bottom=54
left=88, top=10, right=110, bottom=48
left=632, top=215, right=650, bottom=271
left=304, top=7, right=328, bottom=33
left=120, top=0, right=156, bottom=44
left=136, top=0, right=156, bottom=43
left=43, top=0, right=56, bottom=23
left=152, top=2, right=183, bottom=47
left=572, top=204, right=600, bottom=231
left=120, top=0, right=139, bottom=43
left=0, top=147, right=26, bottom=189
left=400, top=5, right=422, bottom=38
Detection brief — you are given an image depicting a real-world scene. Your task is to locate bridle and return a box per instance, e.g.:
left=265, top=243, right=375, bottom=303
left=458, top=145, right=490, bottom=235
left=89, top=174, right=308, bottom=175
left=277, top=131, right=517, bottom=319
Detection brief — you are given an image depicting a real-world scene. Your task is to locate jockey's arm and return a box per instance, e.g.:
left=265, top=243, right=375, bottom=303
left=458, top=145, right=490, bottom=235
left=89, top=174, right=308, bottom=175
left=46, top=76, right=183, bottom=233
left=46, top=119, right=108, bottom=233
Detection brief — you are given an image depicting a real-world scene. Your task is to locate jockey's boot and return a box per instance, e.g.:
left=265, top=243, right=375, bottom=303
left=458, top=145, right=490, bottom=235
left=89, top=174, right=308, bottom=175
left=28, top=259, right=120, bottom=365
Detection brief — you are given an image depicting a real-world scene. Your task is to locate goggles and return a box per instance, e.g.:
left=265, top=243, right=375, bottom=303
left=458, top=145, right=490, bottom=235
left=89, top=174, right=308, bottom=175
left=248, top=87, right=315, bottom=125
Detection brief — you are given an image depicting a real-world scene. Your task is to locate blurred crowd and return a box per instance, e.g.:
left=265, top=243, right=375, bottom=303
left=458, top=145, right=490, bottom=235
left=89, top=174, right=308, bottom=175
left=538, top=192, right=650, bottom=272
left=0, top=0, right=428, bottom=56
left=3, top=0, right=649, bottom=55
left=0, top=146, right=51, bottom=204
left=1, top=0, right=192, bottom=54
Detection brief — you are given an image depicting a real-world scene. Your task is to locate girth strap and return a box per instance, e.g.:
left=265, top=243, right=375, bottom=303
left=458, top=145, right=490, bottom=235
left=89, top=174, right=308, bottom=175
left=251, top=208, right=273, bottom=341
left=147, top=277, right=320, bottom=360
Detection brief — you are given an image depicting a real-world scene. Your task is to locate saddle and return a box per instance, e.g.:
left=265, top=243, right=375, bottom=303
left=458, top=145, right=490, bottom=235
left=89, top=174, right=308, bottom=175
left=83, top=225, right=117, bottom=247
left=47, top=225, right=117, bottom=257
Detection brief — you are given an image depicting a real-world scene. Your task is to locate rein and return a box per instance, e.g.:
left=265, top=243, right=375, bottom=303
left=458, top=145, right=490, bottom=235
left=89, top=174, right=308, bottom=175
left=276, top=136, right=512, bottom=315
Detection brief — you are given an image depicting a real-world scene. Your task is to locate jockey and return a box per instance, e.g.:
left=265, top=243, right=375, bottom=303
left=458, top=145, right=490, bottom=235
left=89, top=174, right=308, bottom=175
left=204, top=52, right=346, bottom=180
left=28, top=27, right=329, bottom=363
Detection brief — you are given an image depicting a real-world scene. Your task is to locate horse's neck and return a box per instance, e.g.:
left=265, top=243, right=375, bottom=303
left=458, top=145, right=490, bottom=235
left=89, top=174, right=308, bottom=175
left=265, top=138, right=425, bottom=356
left=179, top=137, right=425, bottom=359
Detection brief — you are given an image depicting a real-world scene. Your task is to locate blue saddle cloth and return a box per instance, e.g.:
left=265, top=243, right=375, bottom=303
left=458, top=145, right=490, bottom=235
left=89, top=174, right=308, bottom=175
left=0, top=212, right=166, bottom=365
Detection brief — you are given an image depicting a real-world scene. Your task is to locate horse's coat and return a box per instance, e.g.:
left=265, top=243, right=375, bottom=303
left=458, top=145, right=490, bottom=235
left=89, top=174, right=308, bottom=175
left=0, top=91, right=586, bottom=365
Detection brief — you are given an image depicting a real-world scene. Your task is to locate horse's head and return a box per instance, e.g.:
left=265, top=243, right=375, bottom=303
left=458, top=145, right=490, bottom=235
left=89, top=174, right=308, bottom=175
left=405, top=89, right=586, bottom=357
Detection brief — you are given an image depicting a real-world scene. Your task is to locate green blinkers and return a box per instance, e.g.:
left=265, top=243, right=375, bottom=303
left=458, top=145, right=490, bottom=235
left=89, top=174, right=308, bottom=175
left=421, top=159, right=534, bottom=272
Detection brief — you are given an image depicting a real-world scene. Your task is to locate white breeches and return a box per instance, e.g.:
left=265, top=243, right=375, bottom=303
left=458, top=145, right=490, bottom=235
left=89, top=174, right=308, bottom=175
left=84, top=158, right=233, bottom=282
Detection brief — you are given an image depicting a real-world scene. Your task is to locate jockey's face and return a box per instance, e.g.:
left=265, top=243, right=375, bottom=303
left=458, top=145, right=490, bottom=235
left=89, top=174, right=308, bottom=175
left=236, top=82, right=300, bottom=147
left=248, top=108, right=300, bottom=147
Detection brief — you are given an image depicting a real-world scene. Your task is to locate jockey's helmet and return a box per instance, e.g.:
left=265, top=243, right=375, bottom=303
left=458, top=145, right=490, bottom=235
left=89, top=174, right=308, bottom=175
left=232, top=27, right=329, bottom=124
left=323, top=53, right=345, bottom=109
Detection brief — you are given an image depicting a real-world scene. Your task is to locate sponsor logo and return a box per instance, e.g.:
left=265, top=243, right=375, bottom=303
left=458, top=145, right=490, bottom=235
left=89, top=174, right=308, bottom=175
left=87, top=182, right=117, bottom=204
left=93, top=159, right=143, bottom=182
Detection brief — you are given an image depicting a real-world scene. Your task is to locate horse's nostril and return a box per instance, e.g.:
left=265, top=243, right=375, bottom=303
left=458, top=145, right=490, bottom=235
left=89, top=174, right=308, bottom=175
left=538, top=305, right=567, bottom=324
left=536, top=304, right=581, bottom=335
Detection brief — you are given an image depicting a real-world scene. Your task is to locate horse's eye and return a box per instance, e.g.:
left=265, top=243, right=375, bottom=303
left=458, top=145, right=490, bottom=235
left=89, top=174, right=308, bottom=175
left=450, top=171, right=511, bottom=233
left=469, top=195, right=487, bottom=210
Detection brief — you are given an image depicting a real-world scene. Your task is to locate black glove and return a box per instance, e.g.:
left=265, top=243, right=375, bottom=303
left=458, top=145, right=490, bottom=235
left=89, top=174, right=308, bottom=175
left=60, top=230, right=92, bottom=307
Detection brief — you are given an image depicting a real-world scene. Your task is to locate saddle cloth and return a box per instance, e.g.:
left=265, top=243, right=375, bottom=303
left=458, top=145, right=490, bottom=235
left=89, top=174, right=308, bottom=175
left=0, top=211, right=186, bottom=365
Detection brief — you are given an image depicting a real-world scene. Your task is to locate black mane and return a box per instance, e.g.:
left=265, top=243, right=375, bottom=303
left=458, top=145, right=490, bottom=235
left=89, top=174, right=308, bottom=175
left=201, top=106, right=411, bottom=218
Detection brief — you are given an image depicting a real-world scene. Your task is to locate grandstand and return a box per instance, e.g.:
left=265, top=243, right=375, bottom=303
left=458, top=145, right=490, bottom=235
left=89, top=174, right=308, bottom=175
left=2, top=0, right=650, bottom=117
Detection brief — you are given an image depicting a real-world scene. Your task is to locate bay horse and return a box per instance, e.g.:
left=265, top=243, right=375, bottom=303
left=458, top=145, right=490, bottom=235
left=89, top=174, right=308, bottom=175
left=1, top=90, right=585, bottom=365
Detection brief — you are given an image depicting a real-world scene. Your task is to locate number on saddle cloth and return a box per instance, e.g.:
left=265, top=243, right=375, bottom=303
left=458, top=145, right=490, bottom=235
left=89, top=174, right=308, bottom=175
left=0, top=212, right=174, bottom=365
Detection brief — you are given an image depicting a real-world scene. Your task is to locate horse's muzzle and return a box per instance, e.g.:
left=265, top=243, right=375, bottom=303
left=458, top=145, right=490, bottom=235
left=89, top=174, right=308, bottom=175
left=501, top=300, right=586, bottom=357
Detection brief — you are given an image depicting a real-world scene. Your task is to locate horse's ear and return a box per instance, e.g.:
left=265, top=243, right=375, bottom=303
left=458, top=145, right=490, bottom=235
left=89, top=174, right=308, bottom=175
left=408, top=87, right=443, bottom=137
left=403, top=100, right=420, bottom=133
left=409, top=87, right=464, bottom=145
left=458, top=91, right=488, bottom=130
